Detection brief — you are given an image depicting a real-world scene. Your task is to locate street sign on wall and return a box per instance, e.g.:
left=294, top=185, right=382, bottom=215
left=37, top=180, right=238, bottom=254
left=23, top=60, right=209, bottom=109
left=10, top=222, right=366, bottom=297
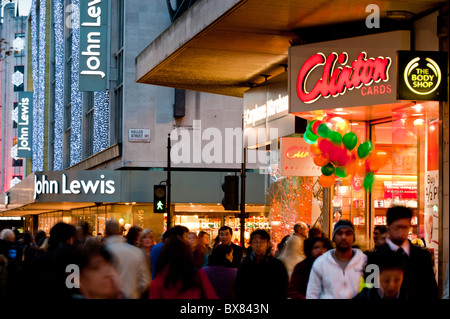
left=128, top=129, right=151, bottom=142
left=79, top=0, right=109, bottom=91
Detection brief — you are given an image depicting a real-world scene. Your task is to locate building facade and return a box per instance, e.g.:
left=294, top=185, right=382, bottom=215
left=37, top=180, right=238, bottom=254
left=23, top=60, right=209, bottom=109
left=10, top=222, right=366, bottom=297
left=0, top=0, right=266, bottom=243
left=134, top=0, right=449, bottom=295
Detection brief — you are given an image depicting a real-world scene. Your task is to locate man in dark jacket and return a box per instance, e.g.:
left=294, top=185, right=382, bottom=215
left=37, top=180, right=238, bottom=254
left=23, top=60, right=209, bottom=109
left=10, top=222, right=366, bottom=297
left=356, top=250, right=405, bottom=299
left=367, top=206, right=438, bottom=299
left=234, top=229, right=288, bottom=299
left=218, top=226, right=244, bottom=268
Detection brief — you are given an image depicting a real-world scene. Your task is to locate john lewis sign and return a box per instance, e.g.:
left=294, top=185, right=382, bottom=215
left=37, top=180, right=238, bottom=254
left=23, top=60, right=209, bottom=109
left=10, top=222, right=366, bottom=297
left=79, top=0, right=109, bottom=91
left=17, top=92, right=33, bottom=158
left=33, top=171, right=120, bottom=202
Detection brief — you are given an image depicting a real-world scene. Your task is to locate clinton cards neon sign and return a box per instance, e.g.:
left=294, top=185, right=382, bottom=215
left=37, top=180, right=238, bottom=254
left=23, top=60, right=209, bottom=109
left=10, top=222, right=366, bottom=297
left=296, top=52, right=392, bottom=103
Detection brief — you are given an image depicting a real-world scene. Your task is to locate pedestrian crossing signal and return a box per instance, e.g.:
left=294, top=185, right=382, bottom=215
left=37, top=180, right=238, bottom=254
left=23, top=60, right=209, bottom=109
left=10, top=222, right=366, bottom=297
left=154, top=185, right=166, bottom=213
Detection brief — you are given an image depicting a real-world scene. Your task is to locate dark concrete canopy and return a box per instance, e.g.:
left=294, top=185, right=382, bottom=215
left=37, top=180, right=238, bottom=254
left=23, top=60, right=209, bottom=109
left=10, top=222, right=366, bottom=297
left=136, top=0, right=446, bottom=97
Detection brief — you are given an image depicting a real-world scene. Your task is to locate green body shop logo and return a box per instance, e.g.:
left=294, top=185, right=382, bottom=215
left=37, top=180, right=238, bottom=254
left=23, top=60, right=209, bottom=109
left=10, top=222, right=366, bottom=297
left=404, top=57, right=441, bottom=95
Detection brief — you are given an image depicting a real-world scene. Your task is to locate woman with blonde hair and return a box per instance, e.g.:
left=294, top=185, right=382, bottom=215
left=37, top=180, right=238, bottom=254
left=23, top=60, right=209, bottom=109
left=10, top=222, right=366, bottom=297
left=139, top=229, right=155, bottom=267
left=278, top=233, right=305, bottom=280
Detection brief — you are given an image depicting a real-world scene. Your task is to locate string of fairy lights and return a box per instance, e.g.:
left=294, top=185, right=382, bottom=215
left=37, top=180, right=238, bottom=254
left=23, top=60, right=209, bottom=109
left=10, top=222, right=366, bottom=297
left=52, top=0, right=65, bottom=170
left=31, top=0, right=43, bottom=172
left=93, top=91, right=109, bottom=153
left=30, top=0, right=110, bottom=170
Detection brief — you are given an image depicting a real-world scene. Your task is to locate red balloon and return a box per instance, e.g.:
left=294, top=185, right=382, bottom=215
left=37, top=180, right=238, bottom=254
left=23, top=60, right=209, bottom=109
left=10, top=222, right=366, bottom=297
left=328, top=144, right=342, bottom=162
left=311, top=120, right=322, bottom=135
left=336, top=148, right=351, bottom=166
left=318, top=139, right=333, bottom=154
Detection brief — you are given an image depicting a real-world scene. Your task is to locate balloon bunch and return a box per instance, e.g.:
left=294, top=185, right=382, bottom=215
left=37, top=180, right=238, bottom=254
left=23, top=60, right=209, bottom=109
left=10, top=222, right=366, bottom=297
left=304, top=116, right=388, bottom=191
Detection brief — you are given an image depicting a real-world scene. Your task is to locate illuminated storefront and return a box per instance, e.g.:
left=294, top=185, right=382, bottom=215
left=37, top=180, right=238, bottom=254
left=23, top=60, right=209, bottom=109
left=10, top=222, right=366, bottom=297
left=0, top=169, right=265, bottom=244
left=286, top=30, right=447, bottom=279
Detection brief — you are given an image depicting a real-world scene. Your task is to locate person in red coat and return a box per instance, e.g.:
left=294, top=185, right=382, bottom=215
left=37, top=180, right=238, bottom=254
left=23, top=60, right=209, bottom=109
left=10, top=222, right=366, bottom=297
left=149, top=234, right=218, bottom=299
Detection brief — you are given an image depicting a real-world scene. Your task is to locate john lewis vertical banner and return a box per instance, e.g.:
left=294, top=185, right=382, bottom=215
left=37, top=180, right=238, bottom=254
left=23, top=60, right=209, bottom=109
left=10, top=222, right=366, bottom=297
left=17, top=92, right=33, bottom=158
left=79, top=0, right=109, bottom=91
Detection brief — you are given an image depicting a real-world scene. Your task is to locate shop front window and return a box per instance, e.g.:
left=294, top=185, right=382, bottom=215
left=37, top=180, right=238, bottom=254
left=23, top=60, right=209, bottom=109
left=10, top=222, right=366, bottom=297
left=368, top=101, right=439, bottom=261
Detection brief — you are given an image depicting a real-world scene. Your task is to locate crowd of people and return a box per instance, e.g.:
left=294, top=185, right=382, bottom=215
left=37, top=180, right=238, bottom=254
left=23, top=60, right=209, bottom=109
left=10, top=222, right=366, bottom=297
left=0, top=205, right=448, bottom=300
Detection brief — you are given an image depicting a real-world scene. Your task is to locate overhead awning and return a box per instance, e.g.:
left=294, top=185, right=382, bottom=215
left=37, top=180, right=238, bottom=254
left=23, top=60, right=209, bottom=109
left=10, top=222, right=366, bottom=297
left=136, top=0, right=445, bottom=97
left=0, top=170, right=266, bottom=217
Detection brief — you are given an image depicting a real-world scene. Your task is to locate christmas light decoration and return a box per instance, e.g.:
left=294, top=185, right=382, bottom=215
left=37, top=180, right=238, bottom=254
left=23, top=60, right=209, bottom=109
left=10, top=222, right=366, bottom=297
left=70, top=0, right=82, bottom=166
left=267, top=174, right=314, bottom=248
left=12, top=70, right=24, bottom=87
left=53, top=0, right=64, bottom=170
left=94, top=91, right=110, bottom=153
left=31, top=0, right=46, bottom=172
left=10, top=177, right=22, bottom=188
left=12, top=107, right=18, bottom=124
left=12, top=36, right=25, bottom=52
left=11, top=144, right=19, bottom=161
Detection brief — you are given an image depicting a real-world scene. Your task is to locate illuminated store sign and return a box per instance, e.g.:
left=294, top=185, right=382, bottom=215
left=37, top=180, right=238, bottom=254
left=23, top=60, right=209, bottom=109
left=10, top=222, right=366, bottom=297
left=289, top=30, right=410, bottom=112
left=296, top=52, right=391, bottom=104
left=34, top=174, right=115, bottom=199
left=79, top=0, right=109, bottom=91
left=32, top=171, right=122, bottom=202
left=244, top=94, right=288, bottom=127
left=281, top=137, right=321, bottom=177
left=17, top=92, right=33, bottom=158
left=244, top=72, right=289, bottom=129
left=397, top=50, right=447, bottom=101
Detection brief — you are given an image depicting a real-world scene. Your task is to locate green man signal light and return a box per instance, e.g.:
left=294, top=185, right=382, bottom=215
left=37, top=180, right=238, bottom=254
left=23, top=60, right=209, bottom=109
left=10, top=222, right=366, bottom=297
left=154, top=185, right=166, bottom=213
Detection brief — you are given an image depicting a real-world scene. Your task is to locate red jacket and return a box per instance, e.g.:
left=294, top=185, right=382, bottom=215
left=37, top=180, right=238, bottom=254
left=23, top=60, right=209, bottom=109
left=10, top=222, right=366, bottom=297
left=149, top=266, right=218, bottom=299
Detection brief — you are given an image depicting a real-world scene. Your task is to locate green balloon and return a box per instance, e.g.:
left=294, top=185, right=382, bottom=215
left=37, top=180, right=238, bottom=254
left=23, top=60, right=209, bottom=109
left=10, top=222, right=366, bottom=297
left=343, top=132, right=358, bottom=151
left=321, top=163, right=335, bottom=176
left=317, top=123, right=331, bottom=138
left=304, top=132, right=315, bottom=144
left=306, top=130, right=318, bottom=142
left=364, top=172, right=375, bottom=190
left=357, top=141, right=374, bottom=159
left=335, top=166, right=347, bottom=178
left=328, top=131, right=342, bottom=145
left=306, top=120, right=317, bottom=133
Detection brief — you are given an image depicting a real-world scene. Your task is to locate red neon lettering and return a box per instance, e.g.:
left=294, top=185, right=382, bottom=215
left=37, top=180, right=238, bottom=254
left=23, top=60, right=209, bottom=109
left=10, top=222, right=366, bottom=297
left=286, top=146, right=312, bottom=159
left=297, top=52, right=391, bottom=103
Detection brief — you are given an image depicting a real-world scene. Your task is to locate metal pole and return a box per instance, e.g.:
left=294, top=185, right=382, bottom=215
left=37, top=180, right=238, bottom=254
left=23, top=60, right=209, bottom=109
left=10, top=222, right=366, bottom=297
left=240, top=144, right=246, bottom=248
left=167, top=134, right=171, bottom=230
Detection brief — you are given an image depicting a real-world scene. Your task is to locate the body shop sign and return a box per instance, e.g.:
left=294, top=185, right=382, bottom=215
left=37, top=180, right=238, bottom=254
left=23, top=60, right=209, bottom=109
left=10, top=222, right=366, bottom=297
left=397, top=50, right=447, bottom=101
left=281, top=137, right=321, bottom=176
left=79, top=0, right=109, bottom=92
left=289, top=31, right=411, bottom=112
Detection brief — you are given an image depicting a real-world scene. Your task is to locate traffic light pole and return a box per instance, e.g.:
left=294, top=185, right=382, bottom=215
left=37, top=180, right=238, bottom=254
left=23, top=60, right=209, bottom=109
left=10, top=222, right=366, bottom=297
left=167, top=134, right=171, bottom=230
left=240, top=147, right=246, bottom=248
